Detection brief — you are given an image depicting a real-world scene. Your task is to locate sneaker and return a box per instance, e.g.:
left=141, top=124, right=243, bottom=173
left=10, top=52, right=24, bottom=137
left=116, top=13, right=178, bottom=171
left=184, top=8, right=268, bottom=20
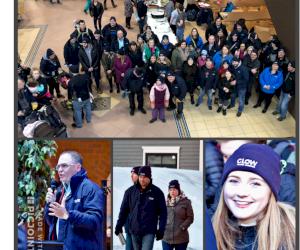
left=130, top=110, right=134, bottom=116
left=149, top=118, right=157, bottom=123
left=161, top=119, right=166, bottom=123
left=272, top=110, right=279, bottom=115
left=253, top=104, right=260, bottom=108
left=217, top=107, right=222, bottom=113
left=236, top=111, right=242, bottom=117
left=277, top=117, right=285, bottom=121
left=208, top=106, right=212, bottom=110
left=222, top=109, right=227, bottom=116
left=262, top=108, right=267, bottom=113
left=139, top=108, right=147, bottom=114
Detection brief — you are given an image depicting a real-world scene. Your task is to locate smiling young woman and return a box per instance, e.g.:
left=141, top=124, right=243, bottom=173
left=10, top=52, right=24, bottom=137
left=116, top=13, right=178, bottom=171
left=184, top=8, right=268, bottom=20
left=212, top=144, right=295, bottom=250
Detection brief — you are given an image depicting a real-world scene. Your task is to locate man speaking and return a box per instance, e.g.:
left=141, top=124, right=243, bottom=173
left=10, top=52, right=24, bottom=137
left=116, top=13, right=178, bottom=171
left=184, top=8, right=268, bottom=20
left=45, top=151, right=104, bottom=250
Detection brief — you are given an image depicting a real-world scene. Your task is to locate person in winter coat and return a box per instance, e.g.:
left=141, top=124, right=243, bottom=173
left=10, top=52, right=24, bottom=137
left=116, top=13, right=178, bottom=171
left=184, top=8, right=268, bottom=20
left=226, top=31, right=240, bottom=55
left=273, top=61, right=295, bottom=121
left=89, top=0, right=104, bottom=31
left=215, top=29, right=226, bottom=51
left=141, top=26, right=160, bottom=45
left=212, top=143, right=295, bottom=250
left=185, top=28, right=203, bottom=51
left=217, top=70, right=235, bottom=115
left=234, top=43, right=247, bottom=61
left=144, top=55, right=158, bottom=91
left=122, top=67, right=147, bottom=116
left=110, top=29, right=130, bottom=54
left=165, top=0, right=175, bottom=22
left=197, top=49, right=208, bottom=68
left=128, top=41, right=144, bottom=68
left=230, top=57, right=249, bottom=117
left=124, top=0, right=134, bottom=29
left=205, top=16, right=228, bottom=41
left=162, top=180, right=194, bottom=250
left=102, top=17, right=127, bottom=48
left=45, top=151, right=105, bottom=250
left=246, top=31, right=262, bottom=51
left=143, top=38, right=160, bottom=63
left=182, top=56, right=198, bottom=104
left=232, top=20, right=248, bottom=44
left=40, top=48, right=64, bottom=98
left=213, top=45, right=233, bottom=70
left=136, top=0, right=148, bottom=34
left=113, top=48, right=132, bottom=93
left=195, top=57, right=218, bottom=109
left=171, top=40, right=189, bottom=75
left=73, top=19, right=95, bottom=44
left=78, top=37, right=101, bottom=92
left=115, top=166, right=167, bottom=250
left=223, top=0, right=235, bottom=12
left=137, top=34, right=146, bottom=54
left=63, top=33, right=80, bottom=71
left=166, top=71, right=187, bottom=119
left=243, top=49, right=260, bottom=104
left=101, top=45, right=116, bottom=92
left=158, top=35, right=175, bottom=60
left=205, top=209, right=218, bottom=250
left=202, top=35, right=220, bottom=58
left=253, top=61, right=283, bottom=113
left=155, top=52, right=172, bottom=78
left=149, top=76, right=170, bottom=123
left=175, top=4, right=186, bottom=42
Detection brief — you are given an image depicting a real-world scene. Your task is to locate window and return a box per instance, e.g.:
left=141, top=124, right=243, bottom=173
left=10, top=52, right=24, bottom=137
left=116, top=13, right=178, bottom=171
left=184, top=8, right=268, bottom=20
left=142, top=146, right=180, bottom=169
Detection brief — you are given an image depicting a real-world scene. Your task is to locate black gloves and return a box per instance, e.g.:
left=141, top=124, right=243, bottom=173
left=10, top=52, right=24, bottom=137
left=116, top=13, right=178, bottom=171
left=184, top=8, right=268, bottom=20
left=114, top=225, right=123, bottom=236
left=156, top=230, right=164, bottom=241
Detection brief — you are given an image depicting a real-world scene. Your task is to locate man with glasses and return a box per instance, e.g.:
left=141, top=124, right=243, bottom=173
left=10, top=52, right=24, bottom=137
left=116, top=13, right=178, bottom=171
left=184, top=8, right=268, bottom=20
left=45, top=151, right=104, bottom=250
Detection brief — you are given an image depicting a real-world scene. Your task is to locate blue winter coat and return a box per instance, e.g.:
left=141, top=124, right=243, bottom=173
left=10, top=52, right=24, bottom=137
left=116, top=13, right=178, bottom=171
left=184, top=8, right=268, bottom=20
left=115, top=181, right=167, bottom=236
left=224, top=2, right=235, bottom=12
left=205, top=210, right=217, bottom=250
left=185, top=35, right=203, bottom=50
left=213, top=51, right=233, bottom=70
left=45, top=169, right=104, bottom=250
left=259, top=67, right=283, bottom=94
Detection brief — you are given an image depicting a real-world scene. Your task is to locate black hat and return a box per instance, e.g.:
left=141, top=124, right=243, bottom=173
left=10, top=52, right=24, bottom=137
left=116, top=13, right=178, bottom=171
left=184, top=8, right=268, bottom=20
left=138, top=166, right=152, bottom=179
left=82, top=36, right=90, bottom=43
left=232, top=57, right=241, bottom=63
left=167, top=71, right=175, bottom=77
left=46, top=48, right=55, bottom=58
left=272, top=61, right=279, bottom=65
left=159, top=51, right=166, bottom=56
left=94, top=29, right=101, bottom=35
left=118, top=48, right=125, bottom=55
left=131, top=166, right=141, bottom=175
left=162, top=34, right=169, bottom=40
left=157, top=76, right=165, bottom=83
left=168, top=180, right=181, bottom=193
left=70, top=32, right=77, bottom=39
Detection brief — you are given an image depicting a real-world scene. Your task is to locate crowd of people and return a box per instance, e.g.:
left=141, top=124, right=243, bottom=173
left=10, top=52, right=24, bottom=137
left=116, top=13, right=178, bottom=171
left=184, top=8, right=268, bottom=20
left=18, top=0, right=296, bottom=134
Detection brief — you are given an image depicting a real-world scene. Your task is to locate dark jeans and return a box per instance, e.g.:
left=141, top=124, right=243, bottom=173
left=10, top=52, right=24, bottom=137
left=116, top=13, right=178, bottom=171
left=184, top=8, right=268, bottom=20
left=170, top=24, right=177, bottom=35
left=256, top=90, right=274, bottom=111
left=93, top=16, right=102, bottom=31
left=126, top=16, right=132, bottom=27
left=129, top=91, right=144, bottom=111
left=246, top=74, right=256, bottom=102
left=86, top=69, right=101, bottom=90
left=47, top=77, right=61, bottom=96
left=131, top=234, right=155, bottom=250
left=169, top=97, right=184, bottom=114
left=230, top=88, right=246, bottom=112
left=138, top=17, right=146, bottom=34
left=162, top=241, right=188, bottom=250
left=126, top=233, right=133, bottom=250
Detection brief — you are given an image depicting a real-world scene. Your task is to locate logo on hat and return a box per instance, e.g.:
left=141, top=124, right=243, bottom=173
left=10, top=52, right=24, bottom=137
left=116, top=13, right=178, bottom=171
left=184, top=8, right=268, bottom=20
left=237, top=158, right=258, bottom=168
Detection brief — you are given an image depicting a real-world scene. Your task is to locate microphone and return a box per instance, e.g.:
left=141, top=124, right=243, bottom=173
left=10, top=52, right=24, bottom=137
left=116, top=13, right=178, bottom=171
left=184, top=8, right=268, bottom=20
left=50, top=179, right=59, bottom=193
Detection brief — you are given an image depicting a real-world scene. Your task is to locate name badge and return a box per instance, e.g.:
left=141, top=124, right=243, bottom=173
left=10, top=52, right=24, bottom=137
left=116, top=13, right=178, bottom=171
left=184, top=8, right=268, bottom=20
left=74, top=199, right=81, bottom=203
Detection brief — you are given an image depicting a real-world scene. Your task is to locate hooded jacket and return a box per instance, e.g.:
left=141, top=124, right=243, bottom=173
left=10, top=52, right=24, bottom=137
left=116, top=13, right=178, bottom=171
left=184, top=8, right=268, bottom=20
left=158, top=41, right=175, bottom=59
left=115, top=181, right=167, bottom=236
left=281, top=71, right=295, bottom=95
left=40, top=52, right=61, bottom=78
left=259, top=67, right=283, bottom=94
left=197, top=65, right=218, bottom=91
left=63, top=39, right=80, bottom=66
left=231, top=62, right=249, bottom=91
left=44, top=168, right=104, bottom=250
left=168, top=76, right=187, bottom=101
left=163, top=194, right=194, bottom=245
left=213, top=51, right=233, bottom=70
left=122, top=68, right=145, bottom=93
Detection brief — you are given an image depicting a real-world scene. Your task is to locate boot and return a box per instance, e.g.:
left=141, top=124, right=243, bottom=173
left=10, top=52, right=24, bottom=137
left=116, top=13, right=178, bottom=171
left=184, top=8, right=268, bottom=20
left=217, top=106, right=222, bottom=113
left=190, top=94, right=194, bottom=105
left=108, top=78, right=113, bottom=93
left=222, top=109, right=227, bottom=116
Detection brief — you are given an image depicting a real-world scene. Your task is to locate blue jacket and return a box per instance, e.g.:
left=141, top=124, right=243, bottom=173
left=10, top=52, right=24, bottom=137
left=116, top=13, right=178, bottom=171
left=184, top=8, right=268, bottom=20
left=45, top=169, right=104, bottom=250
left=259, top=67, right=283, bottom=94
left=224, top=2, right=235, bottom=12
left=185, top=35, right=203, bottom=50
left=231, top=64, right=249, bottom=91
left=115, top=181, right=167, bottom=236
left=205, top=210, right=217, bottom=250
left=213, top=51, right=233, bottom=70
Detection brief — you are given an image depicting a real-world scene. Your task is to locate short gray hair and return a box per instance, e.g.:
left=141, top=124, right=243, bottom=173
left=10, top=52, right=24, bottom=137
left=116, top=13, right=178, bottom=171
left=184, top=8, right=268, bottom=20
left=61, top=151, right=83, bottom=165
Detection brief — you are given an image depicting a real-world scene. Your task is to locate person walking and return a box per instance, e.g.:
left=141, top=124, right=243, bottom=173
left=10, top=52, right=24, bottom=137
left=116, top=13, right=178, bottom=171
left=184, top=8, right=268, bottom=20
left=125, top=0, right=134, bottom=29
left=162, top=180, right=194, bottom=250
left=89, top=0, right=104, bottom=31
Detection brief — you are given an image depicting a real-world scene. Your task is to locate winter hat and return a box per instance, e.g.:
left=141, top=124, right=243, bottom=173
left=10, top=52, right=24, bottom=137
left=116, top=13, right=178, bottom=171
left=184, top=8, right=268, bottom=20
left=222, top=60, right=230, bottom=65
left=232, top=57, right=241, bottom=63
left=46, top=48, right=55, bottom=58
left=156, top=76, right=165, bottom=84
left=162, top=35, right=169, bottom=40
left=159, top=51, right=166, bottom=56
left=167, top=71, right=175, bottom=77
left=138, top=166, right=152, bottom=179
left=272, top=61, right=279, bottom=65
left=169, top=180, right=181, bottom=193
left=221, top=143, right=281, bottom=200
left=110, top=16, right=116, bottom=21
left=82, top=36, right=90, bottom=43
left=201, top=50, right=208, bottom=56
left=131, top=166, right=141, bottom=175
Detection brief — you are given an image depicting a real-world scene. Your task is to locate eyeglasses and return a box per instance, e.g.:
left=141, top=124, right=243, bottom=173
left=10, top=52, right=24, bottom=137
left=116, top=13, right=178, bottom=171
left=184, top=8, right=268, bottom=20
left=55, top=163, right=76, bottom=171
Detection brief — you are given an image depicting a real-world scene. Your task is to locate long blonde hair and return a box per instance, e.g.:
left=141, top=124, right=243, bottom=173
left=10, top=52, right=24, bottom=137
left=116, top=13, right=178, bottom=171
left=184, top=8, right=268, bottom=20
left=212, top=190, right=295, bottom=250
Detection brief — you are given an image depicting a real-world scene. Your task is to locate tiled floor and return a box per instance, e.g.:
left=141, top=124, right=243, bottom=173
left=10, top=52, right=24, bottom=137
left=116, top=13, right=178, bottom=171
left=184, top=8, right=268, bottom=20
left=18, top=0, right=296, bottom=138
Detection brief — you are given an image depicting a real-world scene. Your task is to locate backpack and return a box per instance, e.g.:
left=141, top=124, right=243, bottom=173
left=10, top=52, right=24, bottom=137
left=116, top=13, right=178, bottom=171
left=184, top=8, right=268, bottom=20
left=186, top=9, right=197, bottom=21
left=38, top=105, right=64, bottom=129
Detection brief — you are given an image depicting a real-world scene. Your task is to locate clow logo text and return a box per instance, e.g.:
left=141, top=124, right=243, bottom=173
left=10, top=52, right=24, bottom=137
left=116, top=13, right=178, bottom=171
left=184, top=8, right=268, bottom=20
left=236, top=158, right=258, bottom=168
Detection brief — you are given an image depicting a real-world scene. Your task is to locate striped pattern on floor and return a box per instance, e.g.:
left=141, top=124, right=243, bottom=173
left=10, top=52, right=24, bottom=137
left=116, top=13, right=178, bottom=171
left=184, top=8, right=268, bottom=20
left=173, top=111, right=191, bottom=138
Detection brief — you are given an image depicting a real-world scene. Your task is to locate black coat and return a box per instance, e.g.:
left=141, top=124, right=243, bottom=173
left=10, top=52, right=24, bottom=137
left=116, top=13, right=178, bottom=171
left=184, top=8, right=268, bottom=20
left=111, top=38, right=130, bottom=54
left=93, top=39, right=104, bottom=61
left=73, top=28, right=95, bottom=44
left=78, top=45, right=100, bottom=72
left=205, top=23, right=228, bottom=41
left=63, top=40, right=80, bottom=65
left=197, top=66, right=218, bottom=91
left=68, top=74, right=91, bottom=101
left=102, top=24, right=127, bottom=47
left=231, top=64, right=249, bottom=90
left=141, top=32, right=160, bottom=45
left=122, top=69, right=145, bottom=93
left=137, top=0, right=148, bottom=18
left=168, top=76, right=187, bottom=101
left=128, top=50, right=144, bottom=67
left=115, top=181, right=167, bottom=236
left=145, top=62, right=158, bottom=88
left=201, top=43, right=219, bottom=57
left=89, top=2, right=104, bottom=18
left=282, top=71, right=295, bottom=95
left=218, top=76, right=235, bottom=100
left=40, top=55, right=61, bottom=78
left=158, top=42, right=175, bottom=60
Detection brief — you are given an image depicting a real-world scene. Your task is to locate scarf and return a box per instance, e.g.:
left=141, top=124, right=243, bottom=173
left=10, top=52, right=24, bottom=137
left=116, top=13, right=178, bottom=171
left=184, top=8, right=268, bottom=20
left=166, top=192, right=186, bottom=207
